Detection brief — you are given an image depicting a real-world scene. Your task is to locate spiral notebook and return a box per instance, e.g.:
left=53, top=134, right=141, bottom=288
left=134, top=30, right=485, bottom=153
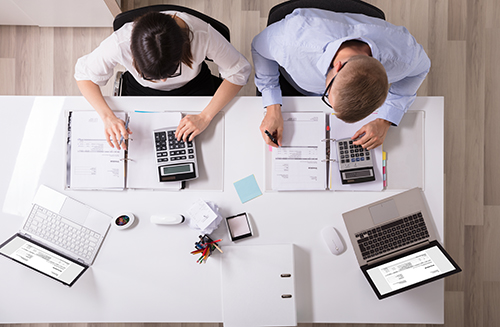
left=269, top=111, right=383, bottom=191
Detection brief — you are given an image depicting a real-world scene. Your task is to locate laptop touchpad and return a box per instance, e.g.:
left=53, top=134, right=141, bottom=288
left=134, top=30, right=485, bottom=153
left=60, top=199, right=90, bottom=225
left=369, top=199, right=399, bottom=225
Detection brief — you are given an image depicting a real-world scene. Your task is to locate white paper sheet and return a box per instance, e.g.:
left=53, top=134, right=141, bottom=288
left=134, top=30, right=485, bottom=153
left=272, top=112, right=327, bottom=190
left=68, top=111, right=125, bottom=190
left=126, top=112, right=182, bottom=190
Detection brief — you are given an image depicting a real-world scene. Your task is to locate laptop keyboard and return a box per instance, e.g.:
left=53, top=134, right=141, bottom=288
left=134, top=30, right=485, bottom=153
left=355, top=211, right=430, bottom=260
left=24, top=205, right=101, bottom=261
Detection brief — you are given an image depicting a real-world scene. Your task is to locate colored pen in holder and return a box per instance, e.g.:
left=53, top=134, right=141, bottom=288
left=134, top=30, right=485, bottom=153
left=191, top=234, right=223, bottom=264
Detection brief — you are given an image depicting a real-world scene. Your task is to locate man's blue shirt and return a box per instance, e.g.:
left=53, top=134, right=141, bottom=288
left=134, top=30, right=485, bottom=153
left=251, top=8, right=431, bottom=125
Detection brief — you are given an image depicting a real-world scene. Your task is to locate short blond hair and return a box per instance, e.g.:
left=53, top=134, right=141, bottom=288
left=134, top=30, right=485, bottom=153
left=331, top=55, right=389, bottom=123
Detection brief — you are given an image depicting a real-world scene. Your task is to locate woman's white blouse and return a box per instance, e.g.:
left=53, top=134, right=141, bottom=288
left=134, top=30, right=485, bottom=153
left=74, top=11, right=251, bottom=90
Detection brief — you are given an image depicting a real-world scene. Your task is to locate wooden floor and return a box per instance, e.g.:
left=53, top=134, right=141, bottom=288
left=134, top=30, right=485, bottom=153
left=1, top=0, right=499, bottom=326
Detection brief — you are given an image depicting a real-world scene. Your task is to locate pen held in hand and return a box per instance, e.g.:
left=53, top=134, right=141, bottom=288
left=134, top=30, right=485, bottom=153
left=264, top=130, right=279, bottom=146
left=119, top=116, right=130, bottom=146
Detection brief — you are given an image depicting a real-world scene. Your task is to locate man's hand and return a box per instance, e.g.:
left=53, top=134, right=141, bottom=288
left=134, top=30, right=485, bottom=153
left=175, top=113, right=211, bottom=142
left=103, top=115, right=131, bottom=150
left=260, top=104, right=283, bottom=147
left=352, top=118, right=391, bottom=150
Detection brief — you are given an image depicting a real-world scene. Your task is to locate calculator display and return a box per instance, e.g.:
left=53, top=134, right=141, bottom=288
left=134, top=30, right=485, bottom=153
left=154, top=128, right=198, bottom=182
left=161, top=164, right=192, bottom=175
left=344, top=170, right=373, bottom=178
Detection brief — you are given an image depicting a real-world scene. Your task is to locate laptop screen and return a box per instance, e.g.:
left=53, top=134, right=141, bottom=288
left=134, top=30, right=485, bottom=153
left=361, top=240, right=461, bottom=299
left=0, top=234, right=87, bottom=287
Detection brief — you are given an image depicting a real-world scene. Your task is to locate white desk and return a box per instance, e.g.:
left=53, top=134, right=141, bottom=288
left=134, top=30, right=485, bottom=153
left=0, top=96, right=444, bottom=324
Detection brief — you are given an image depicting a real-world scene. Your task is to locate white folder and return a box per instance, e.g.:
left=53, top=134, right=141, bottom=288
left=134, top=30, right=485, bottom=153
left=221, top=244, right=297, bottom=327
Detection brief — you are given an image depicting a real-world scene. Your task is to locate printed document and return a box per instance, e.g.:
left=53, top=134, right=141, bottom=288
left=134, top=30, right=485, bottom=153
left=272, top=112, right=327, bottom=190
left=68, top=111, right=125, bottom=189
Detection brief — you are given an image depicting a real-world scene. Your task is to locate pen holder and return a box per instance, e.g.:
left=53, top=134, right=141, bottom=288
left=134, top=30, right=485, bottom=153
left=190, top=234, right=222, bottom=264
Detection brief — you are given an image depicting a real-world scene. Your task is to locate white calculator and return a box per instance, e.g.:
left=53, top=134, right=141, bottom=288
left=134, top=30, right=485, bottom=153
left=154, top=128, right=199, bottom=182
left=335, top=137, right=375, bottom=184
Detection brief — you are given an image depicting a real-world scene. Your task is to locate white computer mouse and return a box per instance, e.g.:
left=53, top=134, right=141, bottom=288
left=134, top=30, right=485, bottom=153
left=321, top=226, right=346, bottom=255
left=150, top=214, right=185, bottom=225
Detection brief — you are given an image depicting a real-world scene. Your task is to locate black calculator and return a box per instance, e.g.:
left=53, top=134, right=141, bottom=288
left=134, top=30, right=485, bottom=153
left=154, top=128, right=198, bottom=182
left=335, top=137, right=375, bottom=184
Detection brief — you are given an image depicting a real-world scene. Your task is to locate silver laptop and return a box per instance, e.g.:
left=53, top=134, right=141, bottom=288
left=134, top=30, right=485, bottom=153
left=342, top=187, right=461, bottom=299
left=0, top=185, right=111, bottom=286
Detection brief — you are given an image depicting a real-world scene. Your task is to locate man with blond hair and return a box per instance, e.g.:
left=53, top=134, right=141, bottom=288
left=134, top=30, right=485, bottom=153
left=252, top=8, right=430, bottom=150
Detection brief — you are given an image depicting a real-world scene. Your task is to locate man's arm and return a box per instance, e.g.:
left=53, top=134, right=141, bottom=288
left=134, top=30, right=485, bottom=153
left=251, top=23, right=283, bottom=108
left=251, top=23, right=286, bottom=146
left=354, top=46, right=431, bottom=149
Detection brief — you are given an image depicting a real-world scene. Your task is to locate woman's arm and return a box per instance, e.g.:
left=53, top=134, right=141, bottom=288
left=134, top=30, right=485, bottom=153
left=175, top=79, right=242, bottom=141
left=77, top=80, right=131, bottom=149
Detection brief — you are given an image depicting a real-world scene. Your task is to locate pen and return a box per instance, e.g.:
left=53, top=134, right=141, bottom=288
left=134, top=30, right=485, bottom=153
left=119, top=116, right=130, bottom=146
left=264, top=130, right=279, bottom=146
left=382, top=151, right=387, bottom=188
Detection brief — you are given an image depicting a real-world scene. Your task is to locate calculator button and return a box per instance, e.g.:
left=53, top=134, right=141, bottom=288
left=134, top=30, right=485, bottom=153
left=361, top=157, right=365, bottom=161
left=351, top=159, right=355, bottom=162
left=366, top=157, right=370, bottom=160
left=356, top=158, right=360, bottom=161
left=180, top=156, right=186, bottom=160
left=188, top=149, right=194, bottom=154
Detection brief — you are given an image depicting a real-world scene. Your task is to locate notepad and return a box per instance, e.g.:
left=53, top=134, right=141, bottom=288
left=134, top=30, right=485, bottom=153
left=233, top=174, right=262, bottom=203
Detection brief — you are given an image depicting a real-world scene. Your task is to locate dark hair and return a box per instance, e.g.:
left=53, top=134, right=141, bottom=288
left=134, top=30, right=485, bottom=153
left=131, top=12, right=193, bottom=80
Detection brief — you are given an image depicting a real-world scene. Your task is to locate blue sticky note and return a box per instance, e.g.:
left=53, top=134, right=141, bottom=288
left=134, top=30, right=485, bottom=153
left=233, top=174, right=262, bottom=203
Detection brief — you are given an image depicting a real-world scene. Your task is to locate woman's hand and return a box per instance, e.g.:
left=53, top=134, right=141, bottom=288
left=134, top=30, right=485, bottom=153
left=175, top=113, right=211, bottom=142
left=103, top=115, right=131, bottom=150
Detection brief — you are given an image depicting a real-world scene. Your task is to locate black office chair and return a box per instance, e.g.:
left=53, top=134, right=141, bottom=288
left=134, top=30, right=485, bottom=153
left=257, top=0, right=386, bottom=96
left=113, top=5, right=230, bottom=96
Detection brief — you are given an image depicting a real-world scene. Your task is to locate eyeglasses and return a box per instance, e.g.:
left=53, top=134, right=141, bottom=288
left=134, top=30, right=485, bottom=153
left=141, top=62, right=182, bottom=81
left=321, top=61, right=348, bottom=109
